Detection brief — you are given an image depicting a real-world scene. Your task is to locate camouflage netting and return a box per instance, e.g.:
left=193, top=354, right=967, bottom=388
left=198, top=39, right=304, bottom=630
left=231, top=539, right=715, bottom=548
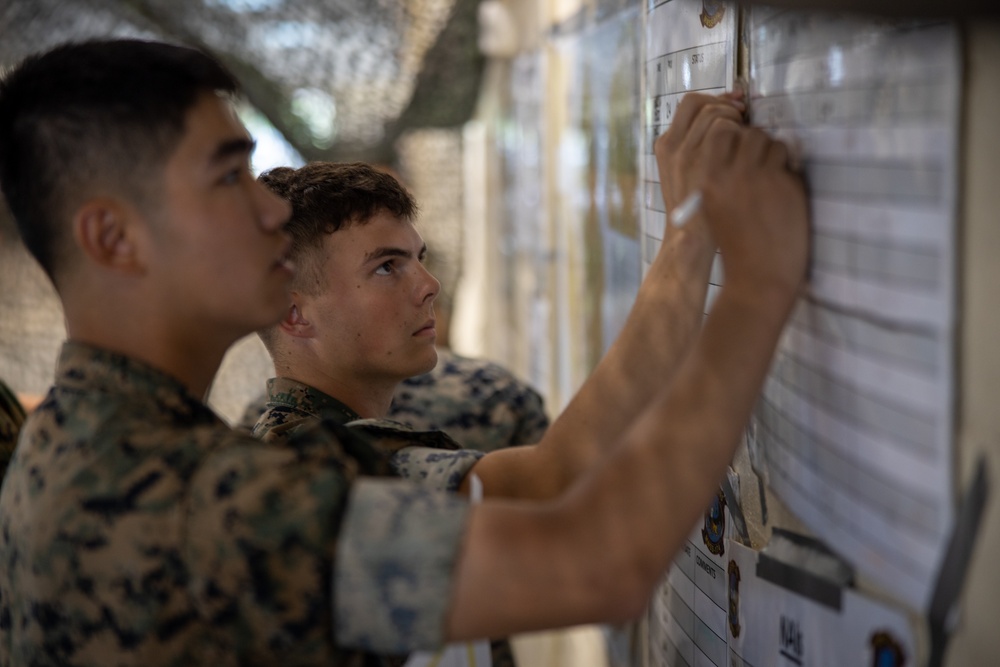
left=0, top=0, right=485, bottom=163
left=0, top=0, right=479, bottom=421
left=0, top=206, right=63, bottom=399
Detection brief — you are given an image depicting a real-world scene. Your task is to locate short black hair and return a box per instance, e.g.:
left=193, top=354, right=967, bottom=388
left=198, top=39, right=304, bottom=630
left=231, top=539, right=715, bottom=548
left=0, top=39, right=239, bottom=284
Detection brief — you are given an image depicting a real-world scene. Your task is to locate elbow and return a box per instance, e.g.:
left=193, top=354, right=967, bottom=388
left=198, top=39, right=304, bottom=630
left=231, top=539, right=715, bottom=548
left=611, top=581, right=654, bottom=625
left=585, top=558, right=659, bottom=625
left=609, top=574, right=656, bottom=625
left=623, top=550, right=667, bottom=622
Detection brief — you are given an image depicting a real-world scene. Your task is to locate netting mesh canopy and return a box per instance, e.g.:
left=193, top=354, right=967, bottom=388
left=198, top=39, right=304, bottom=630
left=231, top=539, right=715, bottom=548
left=0, top=0, right=485, bottom=164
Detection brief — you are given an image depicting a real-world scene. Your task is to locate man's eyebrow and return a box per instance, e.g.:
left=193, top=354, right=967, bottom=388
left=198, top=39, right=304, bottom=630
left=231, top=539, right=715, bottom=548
left=210, top=137, right=256, bottom=164
left=364, top=243, right=427, bottom=263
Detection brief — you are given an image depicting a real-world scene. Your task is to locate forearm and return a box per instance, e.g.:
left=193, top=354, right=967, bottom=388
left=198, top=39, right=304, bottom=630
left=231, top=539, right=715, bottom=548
left=531, top=222, right=716, bottom=493
left=447, top=282, right=797, bottom=641
left=467, top=222, right=716, bottom=501
left=598, top=283, right=796, bottom=561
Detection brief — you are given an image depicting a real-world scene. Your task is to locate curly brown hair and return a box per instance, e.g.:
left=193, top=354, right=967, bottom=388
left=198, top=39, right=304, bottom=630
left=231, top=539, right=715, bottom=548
left=259, top=161, right=416, bottom=286
left=256, top=161, right=418, bottom=348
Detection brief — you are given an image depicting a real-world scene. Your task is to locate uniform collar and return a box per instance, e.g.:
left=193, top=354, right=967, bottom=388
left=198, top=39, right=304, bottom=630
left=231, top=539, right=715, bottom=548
left=265, top=376, right=361, bottom=425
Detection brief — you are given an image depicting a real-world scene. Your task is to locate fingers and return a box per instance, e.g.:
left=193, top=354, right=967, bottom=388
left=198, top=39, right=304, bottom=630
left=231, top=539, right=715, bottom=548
left=654, top=91, right=745, bottom=158
left=678, top=103, right=745, bottom=159
left=731, top=127, right=794, bottom=171
left=736, top=128, right=772, bottom=166
left=764, top=138, right=790, bottom=170
left=701, top=116, right=742, bottom=168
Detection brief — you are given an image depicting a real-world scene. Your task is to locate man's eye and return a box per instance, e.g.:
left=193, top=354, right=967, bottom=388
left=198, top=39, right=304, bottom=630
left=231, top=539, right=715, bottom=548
left=220, top=169, right=241, bottom=185
left=374, top=261, right=393, bottom=276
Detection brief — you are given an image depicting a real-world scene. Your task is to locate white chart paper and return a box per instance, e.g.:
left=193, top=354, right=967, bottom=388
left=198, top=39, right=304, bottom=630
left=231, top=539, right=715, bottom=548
left=727, top=541, right=917, bottom=667
left=747, top=11, right=960, bottom=611
left=649, top=492, right=733, bottom=667
left=640, top=0, right=736, bottom=282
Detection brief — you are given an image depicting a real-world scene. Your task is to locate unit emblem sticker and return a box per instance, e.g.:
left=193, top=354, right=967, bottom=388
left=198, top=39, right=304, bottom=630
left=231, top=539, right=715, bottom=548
left=871, top=631, right=906, bottom=667
left=702, top=488, right=726, bottom=555
left=700, top=0, right=726, bottom=29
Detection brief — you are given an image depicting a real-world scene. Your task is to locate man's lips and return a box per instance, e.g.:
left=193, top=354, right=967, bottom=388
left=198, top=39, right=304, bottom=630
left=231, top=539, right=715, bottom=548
left=414, top=320, right=436, bottom=336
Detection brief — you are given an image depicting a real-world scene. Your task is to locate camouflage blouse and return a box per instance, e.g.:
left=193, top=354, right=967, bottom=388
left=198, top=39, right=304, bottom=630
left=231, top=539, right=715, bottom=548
left=0, top=343, right=479, bottom=666
left=0, top=378, right=26, bottom=478
left=389, top=349, right=550, bottom=453
left=253, top=377, right=518, bottom=667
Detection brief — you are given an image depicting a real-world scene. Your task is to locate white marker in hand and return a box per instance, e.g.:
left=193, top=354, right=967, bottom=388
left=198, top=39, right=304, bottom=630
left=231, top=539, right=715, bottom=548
left=669, top=189, right=703, bottom=228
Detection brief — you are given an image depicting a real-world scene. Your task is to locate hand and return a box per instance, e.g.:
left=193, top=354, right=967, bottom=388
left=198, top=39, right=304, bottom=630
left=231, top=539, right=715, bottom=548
left=698, top=119, right=810, bottom=301
left=653, top=91, right=746, bottom=218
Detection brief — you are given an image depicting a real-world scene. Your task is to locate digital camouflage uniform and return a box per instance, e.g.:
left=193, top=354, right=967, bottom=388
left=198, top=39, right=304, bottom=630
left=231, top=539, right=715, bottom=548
left=254, top=377, right=517, bottom=667
left=388, top=349, right=550, bottom=453
left=0, top=378, right=26, bottom=478
left=0, top=342, right=482, bottom=667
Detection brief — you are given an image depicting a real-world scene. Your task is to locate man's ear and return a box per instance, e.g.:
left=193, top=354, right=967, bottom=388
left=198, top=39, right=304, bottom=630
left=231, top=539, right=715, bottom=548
left=279, top=295, right=315, bottom=338
left=72, top=198, right=144, bottom=274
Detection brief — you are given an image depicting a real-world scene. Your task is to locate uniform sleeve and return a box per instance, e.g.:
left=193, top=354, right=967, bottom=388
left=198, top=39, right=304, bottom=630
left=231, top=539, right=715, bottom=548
left=508, top=386, right=550, bottom=446
left=335, top=478, right=470, bottom=653
left=389, top=446, right=484, bottom=491
left=184, top=434, right=351, bottom=663
left=184, top=428, right=471, bottom=661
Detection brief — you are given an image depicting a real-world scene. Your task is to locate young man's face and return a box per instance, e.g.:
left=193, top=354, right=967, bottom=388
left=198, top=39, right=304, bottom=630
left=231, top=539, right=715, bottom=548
left=145, top=93, right=293, bottom=341
left=301, top=210, right=440, bottom=384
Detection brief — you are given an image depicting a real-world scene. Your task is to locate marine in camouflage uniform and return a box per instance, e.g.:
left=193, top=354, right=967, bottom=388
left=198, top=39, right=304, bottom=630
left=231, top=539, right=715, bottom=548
left=0, top=343, right=482, bottom=666
left=240, top=349, right=550, bottom=454
left=0, top=378, right=26, bottom=478
left=254, top=376, right=518, bottom=667
left=388, top=348, right=550, bottom=452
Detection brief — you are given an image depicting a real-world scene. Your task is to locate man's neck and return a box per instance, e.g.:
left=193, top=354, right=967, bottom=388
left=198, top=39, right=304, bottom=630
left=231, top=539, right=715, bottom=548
left=65, top=301, right=231, bottom=401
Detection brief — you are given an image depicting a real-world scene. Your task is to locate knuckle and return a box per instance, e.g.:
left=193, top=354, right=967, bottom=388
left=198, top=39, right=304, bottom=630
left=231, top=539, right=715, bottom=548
left=770, top=144, right=790, bottom=166
left=717, top=103, right=744, bottom=122
left=677, top=92, right=710, bottom=114
left=705, top=118, right=740, bottom=144
left=696, top=103, right=734, bottom=126
left=653, top=131, right=671, bottom=157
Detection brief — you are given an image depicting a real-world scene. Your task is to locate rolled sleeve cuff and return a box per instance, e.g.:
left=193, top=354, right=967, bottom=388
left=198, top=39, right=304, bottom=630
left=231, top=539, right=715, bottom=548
left=334, top=478, right=470, bottom=654
left=390, top=446, right=484, bottom=492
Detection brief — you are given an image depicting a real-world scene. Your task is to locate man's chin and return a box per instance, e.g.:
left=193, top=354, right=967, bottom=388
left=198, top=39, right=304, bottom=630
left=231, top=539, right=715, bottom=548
left=414, top=349, right=439, bottom=377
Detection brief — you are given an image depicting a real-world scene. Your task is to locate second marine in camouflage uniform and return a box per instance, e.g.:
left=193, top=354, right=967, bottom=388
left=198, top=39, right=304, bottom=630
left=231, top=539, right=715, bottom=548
left=239, top=348, right=549, bottom=456
left=254, top=376, right=519, bottom=667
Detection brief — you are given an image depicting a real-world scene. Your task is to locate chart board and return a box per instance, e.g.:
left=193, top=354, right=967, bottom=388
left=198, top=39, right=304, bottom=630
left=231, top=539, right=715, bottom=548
left=746, top=10, right=960, bottom=611
left=649, top=494, right=733, bottom=667
left=726, top=541, right=916, bottom=667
